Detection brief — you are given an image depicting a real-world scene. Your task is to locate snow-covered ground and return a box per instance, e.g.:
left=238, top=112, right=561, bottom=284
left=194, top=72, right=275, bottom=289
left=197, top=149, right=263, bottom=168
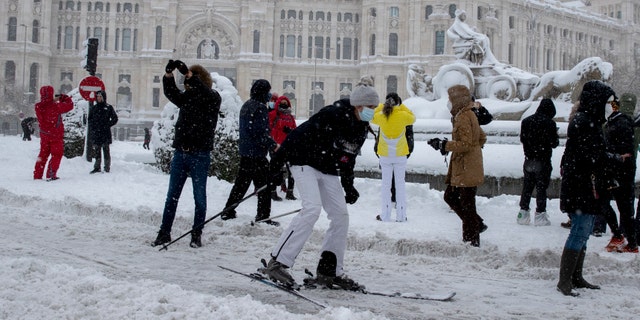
left=1, top=135, right=639, bottom=320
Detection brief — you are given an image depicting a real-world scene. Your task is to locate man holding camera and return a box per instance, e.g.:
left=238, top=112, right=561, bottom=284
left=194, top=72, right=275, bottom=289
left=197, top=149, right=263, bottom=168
left=33, top=86, right=74, bottom=181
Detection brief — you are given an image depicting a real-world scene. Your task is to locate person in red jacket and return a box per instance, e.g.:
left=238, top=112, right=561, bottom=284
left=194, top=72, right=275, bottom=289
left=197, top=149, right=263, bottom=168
left=33, top=85, right=74, bottom=180
left=268, top=95, right=298, bottom=200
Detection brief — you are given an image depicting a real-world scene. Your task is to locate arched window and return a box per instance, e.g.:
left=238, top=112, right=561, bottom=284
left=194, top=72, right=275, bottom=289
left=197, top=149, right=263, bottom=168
left=370, top=8, right=377, bottom=17
left=123, top=3, right=132, bottom=13
left=369, top=34, right=376, bottom=56
left=121, top=28, right=131, bottom=51
left=8, top=17, right=17, bottom=41
left=344, top=13, right=352, bottom=22
left=308, top=11, right=313, bottom=20
left=287, top=10, right=296, bottom=19
left=65, top=1, right=74, bottom=10
left=286, top=35, right=295, bottom=57
left=280, top=10, right=285, bottom=20
left=5, top=61, right=16, bottom=86
left=95, top=2, right=103, bottom=12
left=435, top=30, right=445, bottom=54
left=316, top=11, right=324, bottom=21
left=29, top=63, right=39, bottom=101
left=327, top=12, right=331, bottom=21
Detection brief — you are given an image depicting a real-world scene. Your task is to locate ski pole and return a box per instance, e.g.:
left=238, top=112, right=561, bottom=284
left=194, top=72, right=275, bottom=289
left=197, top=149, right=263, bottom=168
left=159, top=184, right=268, bottom=251
left=251, top=208, right=302, bottom=226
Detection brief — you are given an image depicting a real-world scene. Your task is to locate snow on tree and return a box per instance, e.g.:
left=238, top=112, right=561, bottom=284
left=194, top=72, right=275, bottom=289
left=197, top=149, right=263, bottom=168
left=62, top=88, right=89, bottom=159
left=151, top=72, right=242, bottom=182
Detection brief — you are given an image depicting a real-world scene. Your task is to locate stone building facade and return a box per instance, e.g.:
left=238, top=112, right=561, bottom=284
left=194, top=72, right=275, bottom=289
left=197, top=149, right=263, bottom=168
left=0, top=0, right=638, bottom=135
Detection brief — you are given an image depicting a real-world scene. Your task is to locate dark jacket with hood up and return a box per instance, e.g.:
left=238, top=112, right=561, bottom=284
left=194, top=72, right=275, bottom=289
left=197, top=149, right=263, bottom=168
left=270, top=98, right=369, bottom=190
left=520, top=99, right=559, bottom=162
left=604, top=98, right=636, bottom=176
left=87, top=90, right=118, bottom=145
left=163, top=72, right=221, bottom=152
left=238, top=79, right=277, bottom=157
left=560, top=80, right=617, bottom=214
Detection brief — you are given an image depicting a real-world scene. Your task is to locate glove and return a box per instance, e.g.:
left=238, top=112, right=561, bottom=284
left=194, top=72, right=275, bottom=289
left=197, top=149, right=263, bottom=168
left=174, top=60, right=189, bottom=75
left=165, top=60, right=176, bottom=73
left=344, top=186, right=360, bottom=204
left=428, top=138, right=448, bottom=156
left=283, top=126, right=292, bottom=134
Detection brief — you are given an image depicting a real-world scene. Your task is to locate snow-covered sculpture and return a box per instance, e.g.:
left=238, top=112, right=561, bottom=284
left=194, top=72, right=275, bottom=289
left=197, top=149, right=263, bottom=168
left=447, top=9, right=498, bottom=65
left=406, top=64, right=433, bottom=99
left=529, top=57, right=613, bottom=102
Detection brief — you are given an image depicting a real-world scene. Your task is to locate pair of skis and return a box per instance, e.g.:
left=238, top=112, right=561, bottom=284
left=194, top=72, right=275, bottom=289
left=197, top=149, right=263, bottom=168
left=218, top=263, right=456, bottom=309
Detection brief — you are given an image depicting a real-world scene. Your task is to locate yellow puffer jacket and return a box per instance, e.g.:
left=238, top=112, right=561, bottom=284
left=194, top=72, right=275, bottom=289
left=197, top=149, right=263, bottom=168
left=371, top=103, right=416, bottom=157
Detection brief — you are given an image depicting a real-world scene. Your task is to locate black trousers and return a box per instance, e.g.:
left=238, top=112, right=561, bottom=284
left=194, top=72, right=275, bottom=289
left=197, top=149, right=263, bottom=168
left=92, top=144, right=111, bottom=171
left=444, top=185, right=484, bottom=246
left=519, top=159, right=552, bottom=213
left=224, top=156, right=271, bottom=220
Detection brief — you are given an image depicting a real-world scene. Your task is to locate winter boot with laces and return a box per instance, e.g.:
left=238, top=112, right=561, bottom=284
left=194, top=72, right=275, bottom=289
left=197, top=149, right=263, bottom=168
left=534, top=212, right=551, bottom=226
left=517, top=209, right=530, bottom=225
left=264, top=258, right=296, bottom=287
left=314, top=251, right=365, bottom=291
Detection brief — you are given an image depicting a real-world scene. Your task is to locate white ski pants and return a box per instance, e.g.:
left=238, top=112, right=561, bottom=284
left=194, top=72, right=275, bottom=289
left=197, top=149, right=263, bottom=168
left=379, top=155, right=407, bottom=222
left=271, top=165, right=349, bottom=276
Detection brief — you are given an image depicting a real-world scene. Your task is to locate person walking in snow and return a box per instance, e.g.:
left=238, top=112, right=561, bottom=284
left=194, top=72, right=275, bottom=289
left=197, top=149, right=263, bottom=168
left=87, top=91, right=118, bottom=174
left=428, top=85, right=487, bottom=247
left=153, top=60, right=221, bottom=248
left=263, top=77, right=379, bottom=289
left=557, top=80, right=625, bottom=296
left=21, top=117, right=37, bottom=141
left=268, top=95, right=298, bottom=201
left=371, top=93, right=415, bottom=222
left=33, top=86, right=74, bottom=181
left=143, top=127, right=151, bottom=150
left=220, top=79, right=279, bottom=225
left=594, top=95, right=638, bottom=253
left=517, top=98, right=559, bottom=226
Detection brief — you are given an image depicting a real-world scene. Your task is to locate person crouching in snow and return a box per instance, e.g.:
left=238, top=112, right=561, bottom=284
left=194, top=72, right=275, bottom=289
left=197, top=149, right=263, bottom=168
left=263, top=77, right=379, bottom=290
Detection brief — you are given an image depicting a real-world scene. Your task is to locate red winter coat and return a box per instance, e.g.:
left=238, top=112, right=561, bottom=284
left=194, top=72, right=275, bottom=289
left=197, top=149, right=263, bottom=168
left=35, top=86, right=74, bottom=139
left=268, top=96, right=297, bottom=144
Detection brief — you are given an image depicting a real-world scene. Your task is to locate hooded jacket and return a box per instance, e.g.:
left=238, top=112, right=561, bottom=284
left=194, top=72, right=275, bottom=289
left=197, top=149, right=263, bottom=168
left=270, top=99, right=369, bottom=189
left=560, top=80, right=617, bottom=214
left=87, top=90, right=118, bottom=145
left=163, top=72, right=221, bottom=152
left=604, top=102, right=636, bottom=176
left=35, top=86, right=74, bottom=139
left=268, top=95, right=297, bottom=144
left=520, top=99, right=559, bottom=162
left=239, top=79, right=277, bottom=157
left=444, top=85, right=486, bottom=187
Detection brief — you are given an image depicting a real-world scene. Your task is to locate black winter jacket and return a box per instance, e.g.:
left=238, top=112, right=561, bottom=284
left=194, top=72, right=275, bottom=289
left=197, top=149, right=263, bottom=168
left=271, top=99, right=369, bottom=189
left=604, top=111, right=636, bottom=176
left=520, top=100, right=559, bottom=162
left=88, top=90, right=118, bottom=145
left=238, top=79, right=277, bottom=158
left=163, top=74, right=221, bottom=152
left=560, top=80, right=616, bottom=214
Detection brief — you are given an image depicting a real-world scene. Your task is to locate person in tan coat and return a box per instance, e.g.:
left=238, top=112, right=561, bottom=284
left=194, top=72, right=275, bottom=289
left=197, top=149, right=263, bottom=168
left=428, top=85, right=487, bottom=246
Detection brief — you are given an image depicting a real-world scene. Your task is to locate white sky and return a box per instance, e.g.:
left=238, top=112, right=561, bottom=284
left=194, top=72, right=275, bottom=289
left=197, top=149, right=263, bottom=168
left=1, top=133, right=639, bottom=319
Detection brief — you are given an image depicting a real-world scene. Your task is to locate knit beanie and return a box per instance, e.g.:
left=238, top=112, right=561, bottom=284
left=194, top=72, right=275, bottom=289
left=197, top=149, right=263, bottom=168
left=350, top=76, right=379, bottom=106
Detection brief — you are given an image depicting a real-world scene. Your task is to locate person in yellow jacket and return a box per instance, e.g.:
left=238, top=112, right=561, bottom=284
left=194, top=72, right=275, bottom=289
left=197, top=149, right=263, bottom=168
left=371, top=93, right=416, bottom=222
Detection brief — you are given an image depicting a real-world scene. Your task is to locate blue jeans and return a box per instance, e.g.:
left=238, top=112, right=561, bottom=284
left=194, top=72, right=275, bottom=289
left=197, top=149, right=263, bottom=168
left=564, top=212, right=596, bottom=251
left=160, top=150, right=210, bottom=233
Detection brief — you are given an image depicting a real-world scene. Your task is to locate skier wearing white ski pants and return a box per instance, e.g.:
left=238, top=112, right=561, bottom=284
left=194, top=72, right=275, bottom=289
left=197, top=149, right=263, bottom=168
left=271, top=165, right=349, bottom=276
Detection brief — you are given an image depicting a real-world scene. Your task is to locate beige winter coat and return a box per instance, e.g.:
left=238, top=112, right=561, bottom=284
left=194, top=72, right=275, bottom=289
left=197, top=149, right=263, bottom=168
left=444, top=105, right=486, bottom=187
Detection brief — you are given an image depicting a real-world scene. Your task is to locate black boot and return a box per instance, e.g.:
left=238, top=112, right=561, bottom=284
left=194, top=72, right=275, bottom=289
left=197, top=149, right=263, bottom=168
left=557, top=248, right=581, bottom=296
left=572, top=248, right=600, bottom=289
left=190, top=229, right=202, bottom=248
left=285, top=190, right=297, bottom=200
left=152, top=230, right=171, bottom=247
left=271, top=190, right=283, bottom=201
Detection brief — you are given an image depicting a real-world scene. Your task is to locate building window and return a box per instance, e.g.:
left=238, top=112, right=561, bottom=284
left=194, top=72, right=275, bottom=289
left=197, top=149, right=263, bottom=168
left=307, top=36, right=312, bottom=58
left=344, top=13, right=352, bottom=22
left=508, top=43, right=513, bottom=64
left=253, top=30, right=260, bottom=53
left=29, top=63, right=39, bottom=101
left=386, top=76, right=398, bottom=94
left=5, top=61, right=16, bottom=86
left=297, top=36, right=302, bottom=58
left=64, top=26, right=73, bottom=49
left=315, top=36, right=324, bottom=59
left=104, top=28, right=109, bottom=50
left=343, top=38, right=352, bottom=60
left=8, top=17, right=17, bottom=41
left=509, top=16, right=515, bottom=29
left=546, top=49, right=553, bottom=70
left=65, top=1, right=74, bottom=10
left=390, top=7, right=399, bottom=18
left=448, top=4, right=457, bottom=18
left=95, top=2, right=103, bottom=12
left=425, top=6, right=433, bottom=19
left=152, top=88, right=160, bottom=108
left=122, top=28, right=132, bottom=51
left=369, top=34, right=376, bottom=56
left=388, top=33, right=398, bottom=56
left=115, top=28, right=120, bottom=51
left=316, top=11, right=324, bottom=21
left=155, top=26, right=162, bottom=49
left=286, top=35, right=295, bottom=57
left=284, top=80, right=295, bottom=90
left=435, top=30, right=445, bottom=54
left=32, top=20, right=40, bottom=43
left=75, top=27, right=80, bottom=49
left=336, top=38, right=341, bottom=59
left=279, top=35, right=285, bottom=58
left=116, top=86, right=132, bottom=112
